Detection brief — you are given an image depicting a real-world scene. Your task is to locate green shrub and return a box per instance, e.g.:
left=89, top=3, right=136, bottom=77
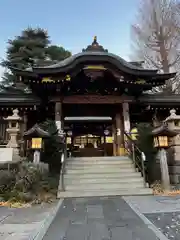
left=0, top=170, right=16, bottom=194
left=0, top=162, right=57, bottom=203
left=136, top=123, right=157, bottom=184
left=39, top=119, right=63, bottom=173
left=14, top=162, right=44, bottom=192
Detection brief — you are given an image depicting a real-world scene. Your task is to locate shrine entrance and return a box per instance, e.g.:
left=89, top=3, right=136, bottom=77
left=64, top=117, right=114, bottom=157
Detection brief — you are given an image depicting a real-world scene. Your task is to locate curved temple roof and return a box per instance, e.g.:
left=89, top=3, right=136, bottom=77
left=11, top=36, right=176, bottom=79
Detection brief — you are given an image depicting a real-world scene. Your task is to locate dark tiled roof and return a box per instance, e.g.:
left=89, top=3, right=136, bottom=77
left=24, top=124, right=50, bottom=138
left=0, top=86, right=40, bottom=105
left=10, top=37, right=162, bottom=77
left=10, top=37, right=176, bottom=81
left=139, top=93, right=180, bottom=105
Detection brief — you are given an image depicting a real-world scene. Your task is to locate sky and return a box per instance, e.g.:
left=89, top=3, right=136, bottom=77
left=0, top=0, right=140, bottom=78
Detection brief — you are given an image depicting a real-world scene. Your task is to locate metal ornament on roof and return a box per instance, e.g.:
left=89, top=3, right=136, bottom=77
left=135, top=79, right=146, bottom=84
left=41, top=77, right=55, bottom=83
left=67, top=130, right=73, bottom=136
left=41, top=74, right=71, bottom=84
left=82, top=36, right=108, bottom=52
left=65, top=75, right=71, bottom=81
left=104, top=129, right=110, bottom=136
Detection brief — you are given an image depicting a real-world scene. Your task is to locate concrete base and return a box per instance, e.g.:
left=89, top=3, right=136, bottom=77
left=154, top=161, right=180, bottom=184
left=169, top=162, right=180, bottom=184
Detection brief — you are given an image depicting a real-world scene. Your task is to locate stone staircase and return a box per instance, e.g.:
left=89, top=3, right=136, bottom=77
left=57, top=156, right=153, bottom=198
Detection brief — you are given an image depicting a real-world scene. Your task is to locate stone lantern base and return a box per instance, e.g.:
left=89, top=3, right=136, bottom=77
left=166, top=146, right=180, bottom=184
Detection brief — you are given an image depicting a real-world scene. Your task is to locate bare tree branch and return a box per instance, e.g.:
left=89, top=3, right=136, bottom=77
left=131, top=0, right=180, bottom=93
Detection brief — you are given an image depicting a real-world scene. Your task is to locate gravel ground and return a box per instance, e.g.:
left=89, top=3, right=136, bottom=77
left=145, top=211, right=180, bottom=240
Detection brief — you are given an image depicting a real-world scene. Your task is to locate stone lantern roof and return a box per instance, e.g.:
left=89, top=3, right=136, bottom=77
left=152, top=123, right=178, bottom=137
left=165, top=109, right=180, bottom=121
left=24, top=124, right=50, bottom=138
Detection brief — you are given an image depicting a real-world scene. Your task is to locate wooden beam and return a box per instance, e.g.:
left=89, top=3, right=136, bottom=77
left=51, top=95, right=135, bottom=104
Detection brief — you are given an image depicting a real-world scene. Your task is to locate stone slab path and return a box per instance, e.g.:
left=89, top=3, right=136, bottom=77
left=124, top=195, right=180, bottom=240
left=0, top=202, right=57, bottom=240
left=43, top=197, right=159, bottom=240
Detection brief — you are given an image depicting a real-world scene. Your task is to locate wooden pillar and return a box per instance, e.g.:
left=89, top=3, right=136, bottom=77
left=122, top=103, right=131, bottom=156
left=115, top=112, right=125, bottom=156
left=55, top=101, right=63, bottom=134
left=23, top=113, right=28, bottom=132
left=20, top=113, right=28, bottom=157
left=122, top=102, right=131, bottom=133
left=112, top=123, right=117, bottom=156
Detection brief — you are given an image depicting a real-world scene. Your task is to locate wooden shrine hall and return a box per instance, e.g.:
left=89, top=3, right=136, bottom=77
left=1, top=36, right=177, bottom=157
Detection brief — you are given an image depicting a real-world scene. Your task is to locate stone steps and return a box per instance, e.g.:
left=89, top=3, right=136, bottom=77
left=67, top=156, right=129, bottom=162
left=64, top=172, right=142, bottom=179
left=66, top=157, right=129, bottom=165
left=64, top=182, right=145, bottom=191
left=58, top=188, right=152, bottom=198
left=66, top=161, right=133, bottom=166
left=58, top=156, right=152, bottom=198
left=64, top=176, right=143, bottom=185
left=66, top=167, right=136, bottom=174
left=66, top=161, right=134, bottom=168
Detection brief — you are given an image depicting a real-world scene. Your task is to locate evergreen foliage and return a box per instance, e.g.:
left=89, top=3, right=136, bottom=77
left=1, top=27, right=71, bottom=85
left=136, top=123, right=158, bottom=183
left=39, top=119, right=63, bottom=173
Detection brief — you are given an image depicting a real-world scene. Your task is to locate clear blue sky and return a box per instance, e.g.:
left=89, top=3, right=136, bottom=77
left=0, top=0, right=139, bottom=75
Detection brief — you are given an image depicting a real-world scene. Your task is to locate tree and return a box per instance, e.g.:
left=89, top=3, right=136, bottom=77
left=131, top=0, right=180, bottom=92
left=2, top=27, right=50, bottom=70
left=46, top=45, right=71, bottom=62
left=1, top=27, right=71, bottom=86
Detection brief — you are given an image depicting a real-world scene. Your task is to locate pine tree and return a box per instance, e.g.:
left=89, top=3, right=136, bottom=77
left=1, top=27, right=71, bottom=86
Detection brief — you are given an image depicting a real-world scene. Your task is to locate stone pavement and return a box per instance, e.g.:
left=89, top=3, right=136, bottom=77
left=0, top=202, right=57, bottom=240
left=123, top=195, right=180, bottom=240
left=43, top=196, right=159, bottom=240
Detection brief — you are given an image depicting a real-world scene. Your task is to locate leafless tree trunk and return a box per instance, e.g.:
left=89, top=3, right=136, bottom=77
left=131, top=0, right=180, bottom=93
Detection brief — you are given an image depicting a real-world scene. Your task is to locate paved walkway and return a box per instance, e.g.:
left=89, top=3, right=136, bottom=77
left=43, top=197, right=159, bottom=240
left=2, top=196, right=179, bottom=239
left=124, top=195, right=180, bottom=240
left=0, top=202, right=57, bottom=240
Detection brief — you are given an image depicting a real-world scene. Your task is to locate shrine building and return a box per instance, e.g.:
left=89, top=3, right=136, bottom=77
left=1, top=37, right=177, bottom=158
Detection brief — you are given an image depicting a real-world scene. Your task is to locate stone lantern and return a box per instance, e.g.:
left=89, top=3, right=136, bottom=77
left=152, top=124, right=177, bottom=149
left=24, top=124, right=50, bottom=164
left=164, top=109, right=180, bottom=183
left=165, top=109, right=180, bottom=131
left=4, top=109, right=22, bottom=154
left=152, top=123, right=177, bottom=190
left=165, top=109, right=180, bottom=151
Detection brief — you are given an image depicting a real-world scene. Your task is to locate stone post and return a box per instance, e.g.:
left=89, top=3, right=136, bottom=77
left=4, top=109, right=22, bottom=155
left=160, top=148, right=170, bottom=191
